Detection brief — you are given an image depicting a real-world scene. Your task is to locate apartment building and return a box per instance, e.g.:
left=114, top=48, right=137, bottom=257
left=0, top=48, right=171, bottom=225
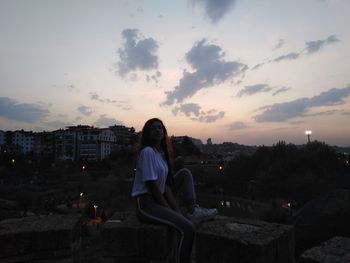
left=12, top=130, right=34, bottom=154
left=78, top=128, right=116, bottom=161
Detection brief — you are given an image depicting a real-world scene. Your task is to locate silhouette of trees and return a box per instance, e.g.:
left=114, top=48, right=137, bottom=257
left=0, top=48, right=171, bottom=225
left=222, top=141, right=349, bottom=204
left=172, top=136, right=201, bottom=157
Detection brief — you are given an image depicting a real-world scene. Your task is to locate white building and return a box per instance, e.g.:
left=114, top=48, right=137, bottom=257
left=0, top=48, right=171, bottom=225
left=12, top=130, right=34, bottom=154
left=78, top=128, right=116, bottom=161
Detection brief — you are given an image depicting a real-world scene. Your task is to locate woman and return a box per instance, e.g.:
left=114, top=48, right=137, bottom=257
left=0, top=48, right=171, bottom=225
left=131, top=118, right=195, bottom=263
left=132, top=118, right=195, bottom=263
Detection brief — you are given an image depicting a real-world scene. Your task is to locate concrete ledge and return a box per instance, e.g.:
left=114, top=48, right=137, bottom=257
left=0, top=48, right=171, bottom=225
left=299, top=236, right=350, bottom=263
left=0, top=214, right=81, bottom=263
left=196, top=215, right=295, bottom=263
left=102, top=212, right=177, bottom=262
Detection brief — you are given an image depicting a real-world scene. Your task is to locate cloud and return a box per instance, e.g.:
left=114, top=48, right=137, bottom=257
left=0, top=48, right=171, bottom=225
left=255, top=98, right=309, bottom=122
left=172, top=103, right=201, bottom=117
left=117, top=29, right=159, bottom=79
left=94, top=114, right=123, bottom=127
left=252, top=35, right=340, bottom=71
left=274, top=35, right=340, bottom=61
left=197, top=110, right=225, bottom=123
left=273, top=39, right=285, bottom=50
left=192, top=0, right=235, bottom=23
left=255, top=85, right=350, bottom=122
left=229, top=121, right=248, bottom=130
left=89, top=92, right=119, bottom=104
left=305, top=35, right=340, bottom=54
left=172, top=103, right=225, bottom=123
left=272, top=86, right=290, bottom=96
left=309, top=87, right=350, bottom=106
left=163, top=39, right=247, bottom=105
left=77, top=105, right=93, bottom=116
left=89, top=92, right=131, bottom=109
left=236, top=84, right=289, bottom=97
left=251, top=63, right=265, bottom=70
left=273, top=52, right=300, bottom=62
left=237, top=84, right=272, bottom=97
left=0, top=97, right=49, bottom=122
left=146, top=70, right=162, bottom=84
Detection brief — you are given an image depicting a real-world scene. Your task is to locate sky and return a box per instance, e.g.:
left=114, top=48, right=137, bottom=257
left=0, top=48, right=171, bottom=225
left=0, top=0, right=350, bottom=146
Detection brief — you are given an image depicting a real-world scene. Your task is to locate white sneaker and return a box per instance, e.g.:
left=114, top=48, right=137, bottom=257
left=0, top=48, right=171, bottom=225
left=188, top=205, right=218, bottom=225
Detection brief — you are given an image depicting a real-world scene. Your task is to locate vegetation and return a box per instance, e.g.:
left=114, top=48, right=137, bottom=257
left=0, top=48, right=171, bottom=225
left=221, top=141, right=349, bottom=204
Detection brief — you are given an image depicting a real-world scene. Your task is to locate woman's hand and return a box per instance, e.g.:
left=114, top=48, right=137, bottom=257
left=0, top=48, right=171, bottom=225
left=146, top=180, right=170, bottom=208
left=164, top=185, right=182, bottom=213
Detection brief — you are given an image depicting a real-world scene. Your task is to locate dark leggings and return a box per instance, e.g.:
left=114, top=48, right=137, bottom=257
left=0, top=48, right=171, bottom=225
left=136, top=197, right=195, bottom=263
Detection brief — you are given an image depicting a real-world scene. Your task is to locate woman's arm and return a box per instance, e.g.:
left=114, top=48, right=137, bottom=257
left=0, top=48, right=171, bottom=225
left=164, top=185, right=181, bottom=213
left=146, top=180, right=169, bottom=207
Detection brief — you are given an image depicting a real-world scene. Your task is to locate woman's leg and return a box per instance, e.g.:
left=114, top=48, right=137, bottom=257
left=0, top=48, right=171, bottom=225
left=173, top=168, right=196, bottom=213
left=136, top=198, right=195, bottom=263
left=173, top=168, right=218, bottom=225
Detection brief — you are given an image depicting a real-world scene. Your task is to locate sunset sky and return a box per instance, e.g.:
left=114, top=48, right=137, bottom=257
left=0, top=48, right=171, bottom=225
left=0, top=0, right=349, bottom=146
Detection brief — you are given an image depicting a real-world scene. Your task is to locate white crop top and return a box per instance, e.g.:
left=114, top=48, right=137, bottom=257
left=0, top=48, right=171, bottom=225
left=131, top=146, right=169, bottom=197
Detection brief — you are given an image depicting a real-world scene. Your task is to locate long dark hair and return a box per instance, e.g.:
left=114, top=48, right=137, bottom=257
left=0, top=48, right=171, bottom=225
left=139, top=118, right=174, bottom=183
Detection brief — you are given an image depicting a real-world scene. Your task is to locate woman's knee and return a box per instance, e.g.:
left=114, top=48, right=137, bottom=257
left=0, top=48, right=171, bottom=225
left=175, top=168, right=192, bottom=180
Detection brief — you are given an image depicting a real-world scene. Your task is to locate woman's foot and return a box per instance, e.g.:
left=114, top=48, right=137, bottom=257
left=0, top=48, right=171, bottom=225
left=188, top=205, right=218, bottom=225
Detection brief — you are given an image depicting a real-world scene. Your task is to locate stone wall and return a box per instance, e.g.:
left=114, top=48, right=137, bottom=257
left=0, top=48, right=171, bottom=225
left=101, top=213, right=295, bottom=263
left=7, top=211, right=350, bottom=263
left=299, top=236, right=350, bottom=263
left=0, top=214, right=81, bottom=263
left=196, top=215, right=295, bottom=263
left=101, top=212, right=177, bottom=263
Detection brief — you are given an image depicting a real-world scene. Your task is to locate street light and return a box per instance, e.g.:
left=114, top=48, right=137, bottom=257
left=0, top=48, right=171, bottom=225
left=78, top=192, right=84, bottom=208
left=305, top=130, right=312, bottom=143
left=93, top=204, right=98, bottom=218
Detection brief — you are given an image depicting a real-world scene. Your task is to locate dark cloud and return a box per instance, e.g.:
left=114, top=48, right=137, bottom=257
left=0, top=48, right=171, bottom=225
left=172, top=103, right=225, bottom=123
left=305, top=35, right=340, bottom=54
left=117, top=29, right=159, bottom=79
left=193, top=0, right=235, bottom=23
left=272, top=86, right=290, bottom=96
left=309, top=87, right=350, bottom=106
left=255, top=98, right=309, bottom=122
left=77, top=105, right=93, bottom=116
left=237, top=84, right=272, bottom=97
left=273, top=39, right=286, bottom=50
left=163, top=39, right=246, bottom=105
left=94, top=114, right=123, bottom=127
left=255, top=86, right=350, bottom=122
left=0, top=97, right=49, bottom=122
left=273, top=52, right=300, bottom=62
left=229, top=121, right=248, bottom=130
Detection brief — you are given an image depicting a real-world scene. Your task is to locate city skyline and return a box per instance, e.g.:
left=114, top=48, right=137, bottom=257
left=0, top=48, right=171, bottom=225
left=1, top=0, right=350, bottom=146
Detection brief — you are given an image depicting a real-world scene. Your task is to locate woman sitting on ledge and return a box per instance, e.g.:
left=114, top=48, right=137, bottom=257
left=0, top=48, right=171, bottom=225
left=131, top=118, right=217, bottom=263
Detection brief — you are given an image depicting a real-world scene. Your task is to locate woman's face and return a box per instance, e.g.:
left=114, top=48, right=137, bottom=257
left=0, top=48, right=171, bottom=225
left=149, top=121, right=164, bottom=144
